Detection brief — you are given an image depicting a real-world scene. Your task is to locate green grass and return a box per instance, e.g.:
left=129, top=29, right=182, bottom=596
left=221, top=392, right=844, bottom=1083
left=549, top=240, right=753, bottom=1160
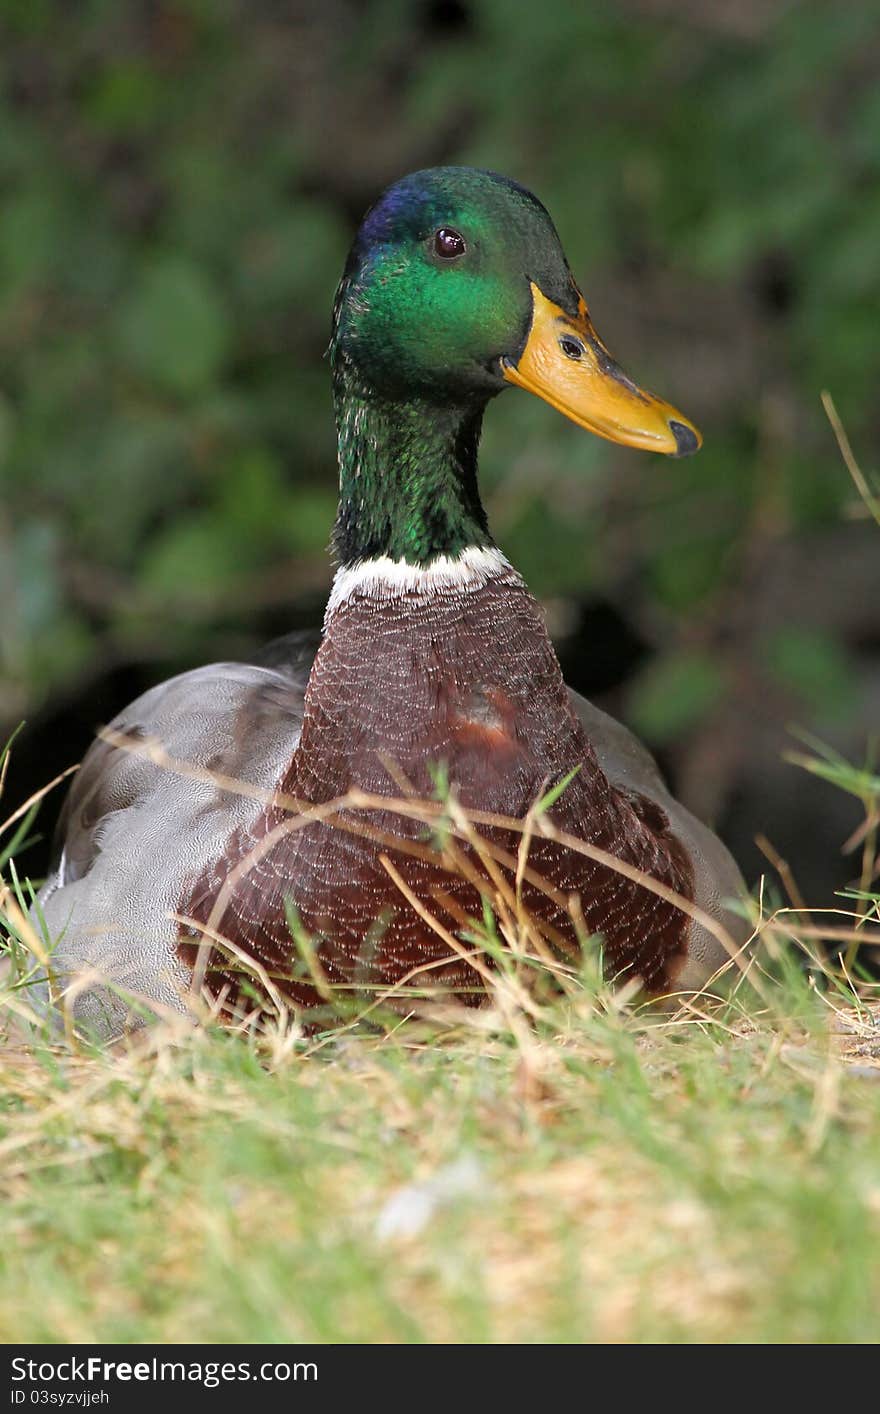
left=2, top=949, right=880, bottom=1344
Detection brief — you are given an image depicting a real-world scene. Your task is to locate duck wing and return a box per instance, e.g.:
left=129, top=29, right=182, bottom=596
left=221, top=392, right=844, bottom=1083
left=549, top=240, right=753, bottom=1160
left=48, top=632, right=320, bottom=886
left=569, top=688, right=750, bottom=987
left=35, top=648, right=317, bottom=1036
left=249, top=627, right=322, bottom=677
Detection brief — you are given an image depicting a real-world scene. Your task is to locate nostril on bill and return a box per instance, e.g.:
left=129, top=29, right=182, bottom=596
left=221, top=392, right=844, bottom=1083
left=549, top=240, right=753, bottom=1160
left=669, top=420, right=700, bottom=457
left=558, top=336, right=584, bottom=361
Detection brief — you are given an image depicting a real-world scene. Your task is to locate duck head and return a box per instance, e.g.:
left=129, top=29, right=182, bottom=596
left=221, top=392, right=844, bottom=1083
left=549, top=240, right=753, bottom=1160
left=331, top=166, right=700, bottom=457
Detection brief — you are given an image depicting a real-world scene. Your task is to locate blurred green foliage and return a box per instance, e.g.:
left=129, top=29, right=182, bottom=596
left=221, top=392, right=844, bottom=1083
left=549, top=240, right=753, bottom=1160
left=0, top=0, right=878, bottom=760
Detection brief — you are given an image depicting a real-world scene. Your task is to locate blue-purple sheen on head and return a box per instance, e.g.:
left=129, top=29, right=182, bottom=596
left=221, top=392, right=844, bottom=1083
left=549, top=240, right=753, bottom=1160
left=356, top=171, right=439, bottom=250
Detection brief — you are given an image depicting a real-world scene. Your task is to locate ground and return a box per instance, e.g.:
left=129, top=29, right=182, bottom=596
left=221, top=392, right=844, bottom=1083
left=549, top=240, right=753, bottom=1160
left=2, top=960, right=880, bottom=1344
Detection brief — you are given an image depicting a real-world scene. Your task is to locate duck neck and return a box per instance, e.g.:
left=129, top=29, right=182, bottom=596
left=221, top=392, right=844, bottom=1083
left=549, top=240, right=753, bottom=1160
left=331, top=366, right=493, bottom=567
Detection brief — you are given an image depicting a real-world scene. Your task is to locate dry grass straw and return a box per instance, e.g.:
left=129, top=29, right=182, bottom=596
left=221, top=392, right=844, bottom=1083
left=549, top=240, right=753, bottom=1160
left=2, top=710, right=877, bottom=1065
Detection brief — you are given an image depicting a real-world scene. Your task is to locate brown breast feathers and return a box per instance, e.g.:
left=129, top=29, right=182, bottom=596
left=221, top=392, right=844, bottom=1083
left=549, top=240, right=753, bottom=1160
left=178, top=570, right=694, bottom=1022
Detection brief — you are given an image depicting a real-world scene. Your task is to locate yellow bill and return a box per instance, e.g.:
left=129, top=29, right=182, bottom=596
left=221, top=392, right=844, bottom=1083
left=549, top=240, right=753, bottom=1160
left=502, top=282, right=701, bottom=457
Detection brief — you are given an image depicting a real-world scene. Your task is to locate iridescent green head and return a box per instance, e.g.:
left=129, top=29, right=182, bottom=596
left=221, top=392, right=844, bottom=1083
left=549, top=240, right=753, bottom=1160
left=332, top=167, right=577, bottom=402
left=330, top=167, right=701, bottom=567
left=331, top=165, right=700, bottom=453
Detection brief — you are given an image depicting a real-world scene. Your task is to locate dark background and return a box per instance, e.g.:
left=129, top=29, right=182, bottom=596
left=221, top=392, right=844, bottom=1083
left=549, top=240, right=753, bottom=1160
left=1, top=0, right=878, bottom=904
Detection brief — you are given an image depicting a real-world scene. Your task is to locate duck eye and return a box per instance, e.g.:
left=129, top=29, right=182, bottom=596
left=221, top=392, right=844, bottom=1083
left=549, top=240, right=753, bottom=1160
left=559, top=336, right=584, bottom=361
left=433, top=227, right=466, bottom=259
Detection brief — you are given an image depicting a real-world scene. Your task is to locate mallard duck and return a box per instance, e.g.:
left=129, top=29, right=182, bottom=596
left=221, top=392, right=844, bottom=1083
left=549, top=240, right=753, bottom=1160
left=33, top=166, right=748, bottom=1038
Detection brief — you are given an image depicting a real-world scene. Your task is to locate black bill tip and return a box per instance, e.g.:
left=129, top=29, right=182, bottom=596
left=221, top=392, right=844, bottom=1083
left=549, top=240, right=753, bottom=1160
left=669, top=420, right=700, bottom=458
